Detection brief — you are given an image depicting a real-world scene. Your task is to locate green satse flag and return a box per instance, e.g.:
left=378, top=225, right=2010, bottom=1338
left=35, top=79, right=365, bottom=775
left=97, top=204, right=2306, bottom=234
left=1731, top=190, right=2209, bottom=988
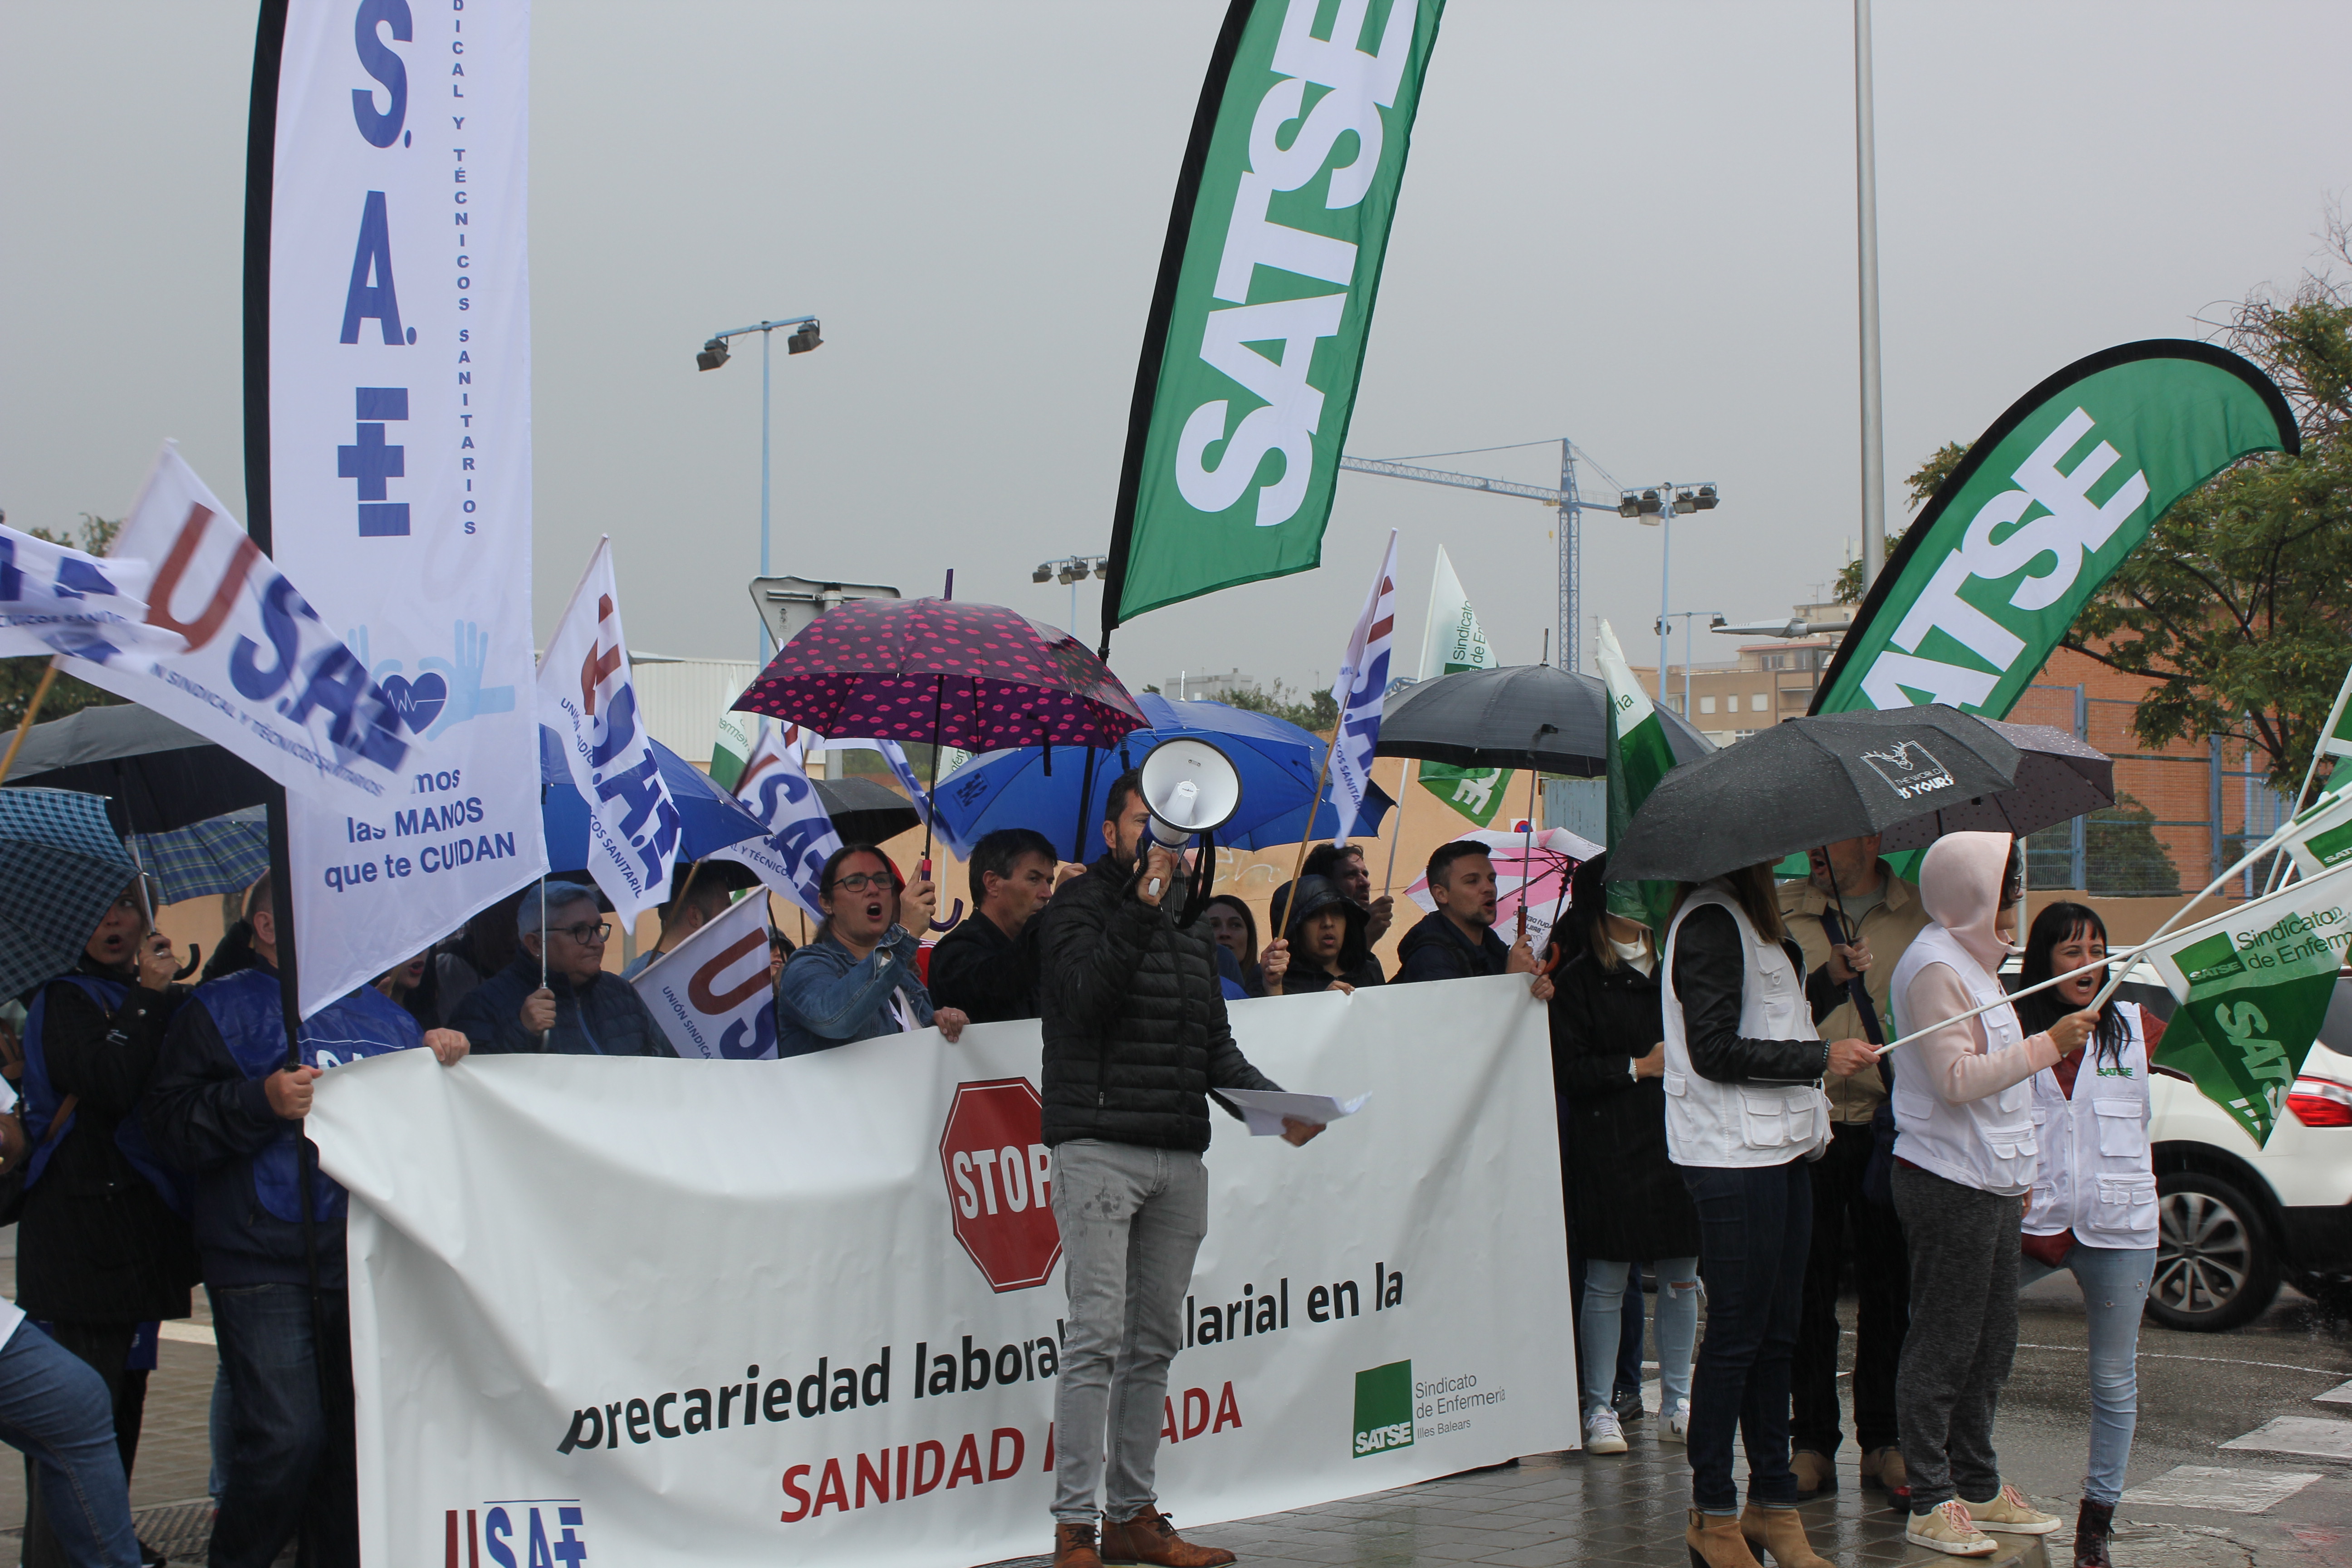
left=1415, top=544, right=1511, bottom=827
left=1100, top=0, right=1445, bottom=638
left=2144, top=858, right=2352, bottom=1146
left=1814, top=341, right=2298, bottom=720
left=1596, top=620, right=1678, bottom=933
left=710, top=710, right=755, bottom=793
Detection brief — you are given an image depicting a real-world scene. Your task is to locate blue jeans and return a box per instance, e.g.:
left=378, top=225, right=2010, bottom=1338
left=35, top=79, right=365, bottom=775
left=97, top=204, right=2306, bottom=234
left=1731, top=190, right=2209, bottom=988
left=0, top=1320, right=140, bottom=1567
left=1583, top=1257, right=1699, bottom=1421
left=210, top=1284, right=357, bottom=1568
left=1682, top=1160, right=1813, bottom=1514
left=2019, top=1244, right=2152, bottom=1504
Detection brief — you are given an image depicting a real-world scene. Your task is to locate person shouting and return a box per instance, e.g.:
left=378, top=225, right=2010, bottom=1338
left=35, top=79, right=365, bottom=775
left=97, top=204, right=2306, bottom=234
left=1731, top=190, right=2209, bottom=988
left=775, top=846, right=968, bottom=1055
left=1258, top=876, right=1385, bottom=996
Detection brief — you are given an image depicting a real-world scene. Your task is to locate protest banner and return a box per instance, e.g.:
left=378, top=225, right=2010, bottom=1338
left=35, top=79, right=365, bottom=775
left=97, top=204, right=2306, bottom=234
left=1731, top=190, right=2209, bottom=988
left=66, top=446, right=415, bottom=808
left=253, top=0, right=545, bottom=1014
left=632, top=891, right=779, bottom=1061
left=1100, top=0, right=1446, bottom=640
left=539, top=539, right=681, bottom=925
left=1414, top=545, right=1511, bottom=828
left=1813, top=341, right=2297, bottom=720
left=309, top=976, right=1574, bottom=1568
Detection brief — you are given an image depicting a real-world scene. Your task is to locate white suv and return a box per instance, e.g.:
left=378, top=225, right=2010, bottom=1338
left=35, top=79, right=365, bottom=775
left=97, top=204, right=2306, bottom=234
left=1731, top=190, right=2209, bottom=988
left=2142, top=973, right=2352, bottom=1330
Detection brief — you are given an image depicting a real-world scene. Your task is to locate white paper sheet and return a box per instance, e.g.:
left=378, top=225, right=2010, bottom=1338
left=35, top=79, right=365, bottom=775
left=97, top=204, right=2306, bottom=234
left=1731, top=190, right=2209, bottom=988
left=1216, top=1088, right=1370, bottom=1137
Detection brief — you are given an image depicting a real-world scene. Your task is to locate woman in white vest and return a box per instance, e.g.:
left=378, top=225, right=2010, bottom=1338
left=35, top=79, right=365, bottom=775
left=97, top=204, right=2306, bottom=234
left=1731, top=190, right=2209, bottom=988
left=2012, top=903, right=2157, bottom=1568
left=1887, top=833, right=2098, bottom=1557
left=1661, top=862, right=1877, bottom=1568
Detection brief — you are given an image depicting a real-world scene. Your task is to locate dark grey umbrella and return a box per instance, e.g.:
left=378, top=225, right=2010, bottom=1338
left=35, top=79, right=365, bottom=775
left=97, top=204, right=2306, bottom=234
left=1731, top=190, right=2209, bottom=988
left=811, top=775, right=921, bottom=846
left=1, top=704, right=271, bottom=835
left=1375, top=664, right=1715, bottom=775
left=1610, top=706, right=2021, bottom=883
left=1876, top=720, right=2114, bottom=852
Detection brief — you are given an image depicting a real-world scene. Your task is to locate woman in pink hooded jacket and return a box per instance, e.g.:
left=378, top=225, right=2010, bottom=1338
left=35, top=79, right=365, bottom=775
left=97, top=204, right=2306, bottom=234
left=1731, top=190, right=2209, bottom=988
left=1886, top=833, right=2098, bottom=1557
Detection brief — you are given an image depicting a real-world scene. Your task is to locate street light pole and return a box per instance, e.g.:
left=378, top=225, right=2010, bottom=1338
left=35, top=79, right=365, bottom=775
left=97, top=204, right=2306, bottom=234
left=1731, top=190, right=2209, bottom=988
left=1034, top=554, right=1109, bottom=637
left=696, top=314, right=823, bottom=660
left=1656, top=610, right=1725, bottom=721
left=1616, top=483, right=1720, bottom=706
left=1855, top=0, right=1886, bottom=594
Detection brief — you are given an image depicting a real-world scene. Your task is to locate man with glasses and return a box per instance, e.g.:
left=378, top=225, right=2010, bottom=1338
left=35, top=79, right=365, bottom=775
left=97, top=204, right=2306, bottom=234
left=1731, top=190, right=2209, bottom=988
left=449, top=881, right=677, bottom=1056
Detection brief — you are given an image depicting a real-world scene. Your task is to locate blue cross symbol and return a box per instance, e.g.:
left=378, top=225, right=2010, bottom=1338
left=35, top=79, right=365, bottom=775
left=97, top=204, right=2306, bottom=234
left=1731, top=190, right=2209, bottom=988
left=337, top=387, right=410, bottom=537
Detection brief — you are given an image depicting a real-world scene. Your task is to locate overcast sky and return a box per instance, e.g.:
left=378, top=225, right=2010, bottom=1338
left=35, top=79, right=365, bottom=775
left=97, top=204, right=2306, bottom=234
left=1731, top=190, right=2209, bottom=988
left=4, top=1, right=2346, bottom=700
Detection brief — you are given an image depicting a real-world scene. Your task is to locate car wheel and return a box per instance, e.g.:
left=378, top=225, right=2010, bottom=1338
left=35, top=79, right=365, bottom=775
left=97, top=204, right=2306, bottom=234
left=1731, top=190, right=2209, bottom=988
left=2148, top=1172, right=2279, bottom=1332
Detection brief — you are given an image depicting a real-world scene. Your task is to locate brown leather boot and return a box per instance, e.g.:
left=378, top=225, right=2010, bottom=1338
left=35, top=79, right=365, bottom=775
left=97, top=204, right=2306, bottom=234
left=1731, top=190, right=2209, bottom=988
left=1741, top=1504, right=1833, bottom=1568
left=2074, top=1499, right=2115, bottom=1568
left=1791, top=1448, right=1837, bottom=1496
left=1054, top=1520, right=1106, bottom=1568
left=1099, top=1506, right=1236, bottom=1567
left=1687, top=1508, right=1765, bottom=1568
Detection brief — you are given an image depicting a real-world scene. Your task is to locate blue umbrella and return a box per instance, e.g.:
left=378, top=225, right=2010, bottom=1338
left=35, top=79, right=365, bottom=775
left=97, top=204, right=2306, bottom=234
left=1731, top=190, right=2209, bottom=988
left=931, top=696, right=1392, bottom=862
left=539, top=729, right=771, bottom=876
left=131, top=806, right=271, bottom=905
left=0, top=788, right=139, bottom=1002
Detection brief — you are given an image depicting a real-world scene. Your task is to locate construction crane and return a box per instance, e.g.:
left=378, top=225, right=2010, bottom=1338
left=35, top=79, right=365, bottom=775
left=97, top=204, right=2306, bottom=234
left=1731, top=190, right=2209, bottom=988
left=1337, top=439, right=1620, bottom=674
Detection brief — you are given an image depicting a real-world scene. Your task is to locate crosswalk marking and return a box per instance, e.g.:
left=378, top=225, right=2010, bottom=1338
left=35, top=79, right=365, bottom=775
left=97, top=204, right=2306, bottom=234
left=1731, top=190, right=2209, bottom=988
left=2315, top=1378, right=2352, bottom=1407
left=2120, top=1466, right=2321, bottom=1514
left=2220, top=1416, right=2352, bottom=1461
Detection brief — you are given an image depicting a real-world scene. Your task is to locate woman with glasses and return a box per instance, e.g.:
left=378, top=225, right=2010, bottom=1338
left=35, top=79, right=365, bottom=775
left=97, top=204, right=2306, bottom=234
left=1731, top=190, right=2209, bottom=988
left=448, top=880, right=676, bottom=1055
left=776, top=845, right=969, bottom=1058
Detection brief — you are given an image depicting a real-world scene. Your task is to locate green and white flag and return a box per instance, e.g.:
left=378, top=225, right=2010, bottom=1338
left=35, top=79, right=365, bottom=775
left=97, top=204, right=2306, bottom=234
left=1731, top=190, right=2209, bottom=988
left=1597, top=619, right=1679, bottom=933
left=1099, top=0, right=1446, bottom=641
left=2145, top=858, right=2352, bottom=1145
left=1814, top=341, right=2297, bottom=720
left=1414, top=544, right=1511, bottom=827
left=710, top=710, right=756, bottom=792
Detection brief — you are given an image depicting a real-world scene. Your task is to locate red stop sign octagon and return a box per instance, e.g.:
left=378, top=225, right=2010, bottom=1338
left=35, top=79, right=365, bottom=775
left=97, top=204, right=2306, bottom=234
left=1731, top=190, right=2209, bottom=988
left=939, top=1078, right=1062, bottom=1293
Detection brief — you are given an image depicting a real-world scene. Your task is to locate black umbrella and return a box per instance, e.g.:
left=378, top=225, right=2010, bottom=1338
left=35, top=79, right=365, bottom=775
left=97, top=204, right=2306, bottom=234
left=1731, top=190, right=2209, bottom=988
left=1375, top=664, right=1715, bottom=774
left=0, top=704, right=271, bottom=835
left=1610, top=706, right=2021, bottom=883
left=1876, top=720, right=2114, bottom=852
left=811, top=776, right=921, bottom=847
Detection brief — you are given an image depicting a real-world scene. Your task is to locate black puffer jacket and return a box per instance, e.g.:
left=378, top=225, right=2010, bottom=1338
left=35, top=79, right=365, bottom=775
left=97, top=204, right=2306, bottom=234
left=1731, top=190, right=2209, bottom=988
left=1550, top=949, right=1700, bottom=1261
left=1034, top=853, right=1279, bottom=1150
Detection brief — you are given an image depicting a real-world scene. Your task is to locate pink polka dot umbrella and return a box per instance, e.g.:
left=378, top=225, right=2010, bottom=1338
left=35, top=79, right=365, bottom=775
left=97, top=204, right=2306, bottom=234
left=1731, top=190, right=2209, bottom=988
left=733, top=596, right=1148, bottom=871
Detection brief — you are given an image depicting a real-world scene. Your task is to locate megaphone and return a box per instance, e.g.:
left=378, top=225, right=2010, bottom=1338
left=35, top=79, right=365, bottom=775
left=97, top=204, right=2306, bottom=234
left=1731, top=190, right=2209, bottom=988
left=1135, top=737, right=1242, bottom=917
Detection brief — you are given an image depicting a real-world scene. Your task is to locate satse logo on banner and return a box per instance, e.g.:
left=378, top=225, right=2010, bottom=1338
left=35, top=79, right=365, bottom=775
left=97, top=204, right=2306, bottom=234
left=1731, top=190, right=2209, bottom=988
left=539, top=539, right=680, bottom=926
left=68, top=446, right=413, bottom=805
left=632, top=892, right=777, bottom=1061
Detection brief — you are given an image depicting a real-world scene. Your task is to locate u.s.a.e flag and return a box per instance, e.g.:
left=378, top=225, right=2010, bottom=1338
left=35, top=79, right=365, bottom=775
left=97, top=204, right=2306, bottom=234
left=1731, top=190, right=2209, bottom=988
left=1327, top=529, right=1397, bottom=838
left=1414, top=544, right=1511, bottom=828
left=709, top=715, right=843, bottom=921
left=1100, top=0, right=1445, bottom=640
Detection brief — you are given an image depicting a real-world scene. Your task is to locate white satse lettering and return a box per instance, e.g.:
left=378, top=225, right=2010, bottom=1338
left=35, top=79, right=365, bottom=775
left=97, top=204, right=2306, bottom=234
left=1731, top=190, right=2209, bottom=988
left=1176, top=295, right=1347, bottom=524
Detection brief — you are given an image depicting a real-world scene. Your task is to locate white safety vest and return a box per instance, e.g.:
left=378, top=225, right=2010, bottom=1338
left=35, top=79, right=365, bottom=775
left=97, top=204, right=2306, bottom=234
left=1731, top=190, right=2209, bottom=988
left=1888, top=925, right=2040, bottom=1196
left=1661, top=885, right=1831, bottom=1168
left=2023, top=1005, right=2156, bottom=1249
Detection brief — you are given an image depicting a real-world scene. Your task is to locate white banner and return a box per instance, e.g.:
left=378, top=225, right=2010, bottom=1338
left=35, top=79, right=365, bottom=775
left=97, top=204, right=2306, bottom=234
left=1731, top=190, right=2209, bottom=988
left=711, top=717, right=842, bottom=921
left=0, top=525, right=168, bottom=667
left=1328, top=530, right=1398, bottom=839
left=632, top=891, right=779, bottom=1060
left=265, top=0, right=545, bottom=1014
left=68, top=446, right=415, bottom=807
left=310, top=977, right=1574, bottom=1568
left=540, top=538, right=681, bottom=926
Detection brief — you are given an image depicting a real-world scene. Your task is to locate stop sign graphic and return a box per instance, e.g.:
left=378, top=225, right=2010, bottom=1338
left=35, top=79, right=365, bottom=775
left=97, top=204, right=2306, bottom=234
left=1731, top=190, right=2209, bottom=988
left=939, top=1078, right=1062, bottom=1292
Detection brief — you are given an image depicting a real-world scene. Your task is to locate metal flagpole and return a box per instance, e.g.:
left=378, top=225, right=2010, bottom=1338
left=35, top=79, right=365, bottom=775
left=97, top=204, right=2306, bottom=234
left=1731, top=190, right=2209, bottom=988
left=0, top=660, right=60, bottom=785
left=2266, top=663, right=2352, bottom=892
left=1856, top=0, right=1887, bottom=593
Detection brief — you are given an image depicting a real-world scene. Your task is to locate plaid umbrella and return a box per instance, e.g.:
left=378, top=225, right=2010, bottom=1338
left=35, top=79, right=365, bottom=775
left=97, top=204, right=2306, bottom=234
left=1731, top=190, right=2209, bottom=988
left=131, top=806, right=271, bottom=906
left=0, top=788, right=138, bottom=1002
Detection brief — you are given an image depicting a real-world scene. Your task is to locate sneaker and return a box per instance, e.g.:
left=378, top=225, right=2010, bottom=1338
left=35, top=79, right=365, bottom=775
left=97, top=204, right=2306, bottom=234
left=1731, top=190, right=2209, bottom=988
left=1612, top=1383, right=1647, bottom=1424
left=1962, top=1484, right=2061, bottom=1535
left=1657, top=1400, right=1690, bottom=1445
left=1907, top=1500, right=1999, bottom=1557
left=1584, top=1407, right=1628, bottom=1455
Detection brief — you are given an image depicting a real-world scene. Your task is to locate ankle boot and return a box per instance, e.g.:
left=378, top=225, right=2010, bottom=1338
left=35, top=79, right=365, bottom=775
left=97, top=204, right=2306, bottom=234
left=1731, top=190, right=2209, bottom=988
left=2074, top=1499, right=2116, bottom=1568
left=1054, top=1521, right=1105, bottom=1568
left=1740, top=1504, right=1832, bottom=1568
left=1687, top=1509, right=1765, bottom=1568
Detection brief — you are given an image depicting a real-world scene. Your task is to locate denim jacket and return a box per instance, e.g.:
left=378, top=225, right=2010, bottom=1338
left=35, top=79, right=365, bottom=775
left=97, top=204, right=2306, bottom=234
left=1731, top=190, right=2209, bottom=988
left=775, top=925, right=936, bottom=1058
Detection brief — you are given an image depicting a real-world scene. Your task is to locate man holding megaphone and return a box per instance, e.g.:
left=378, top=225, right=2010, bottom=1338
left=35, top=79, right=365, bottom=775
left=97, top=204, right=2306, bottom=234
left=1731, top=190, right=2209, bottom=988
left=1034, top=763, right=1322, bottom=1568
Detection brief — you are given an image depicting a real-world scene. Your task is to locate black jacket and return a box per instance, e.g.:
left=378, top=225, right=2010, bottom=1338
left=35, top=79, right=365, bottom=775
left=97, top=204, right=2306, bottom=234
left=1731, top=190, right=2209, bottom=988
left=1034, top=853, right=1278, bottom=1150
left=1549, top=949, right=1700, bottom=1261
left=1257, top=955, right=1387, bottom=997
left=449, top=954, right=676, bottom=1057
left=1392, top=909, right=1511, bottom=984
left=1670, top=905, right=1846, bottom=1084
left=926, top=912, right=1041, bottom=1024
left=18, top=965, right=197, bottom=1322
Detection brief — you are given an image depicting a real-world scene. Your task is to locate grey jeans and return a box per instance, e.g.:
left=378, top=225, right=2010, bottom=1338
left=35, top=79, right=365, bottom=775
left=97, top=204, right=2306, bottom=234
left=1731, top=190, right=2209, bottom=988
left=1893, top=1162, right=2021, bottom=1514
left=1049, top=1139, right=1209, bottom=1524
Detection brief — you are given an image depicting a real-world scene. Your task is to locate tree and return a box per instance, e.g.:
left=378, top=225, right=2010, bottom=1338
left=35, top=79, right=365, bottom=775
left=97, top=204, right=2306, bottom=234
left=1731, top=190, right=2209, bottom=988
left=0, top=514, right=127, bottom=732
left=1832, top=444, right=1968, bottom=604
left=2067, top=219, right=2352, bottom=795
left=1225, top=678, right=1338, bottom=733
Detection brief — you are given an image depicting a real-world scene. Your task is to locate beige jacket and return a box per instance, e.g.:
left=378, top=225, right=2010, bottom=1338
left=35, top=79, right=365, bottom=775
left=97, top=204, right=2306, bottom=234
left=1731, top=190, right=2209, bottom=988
left=1778, top=864, right=1931, bottom=1123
